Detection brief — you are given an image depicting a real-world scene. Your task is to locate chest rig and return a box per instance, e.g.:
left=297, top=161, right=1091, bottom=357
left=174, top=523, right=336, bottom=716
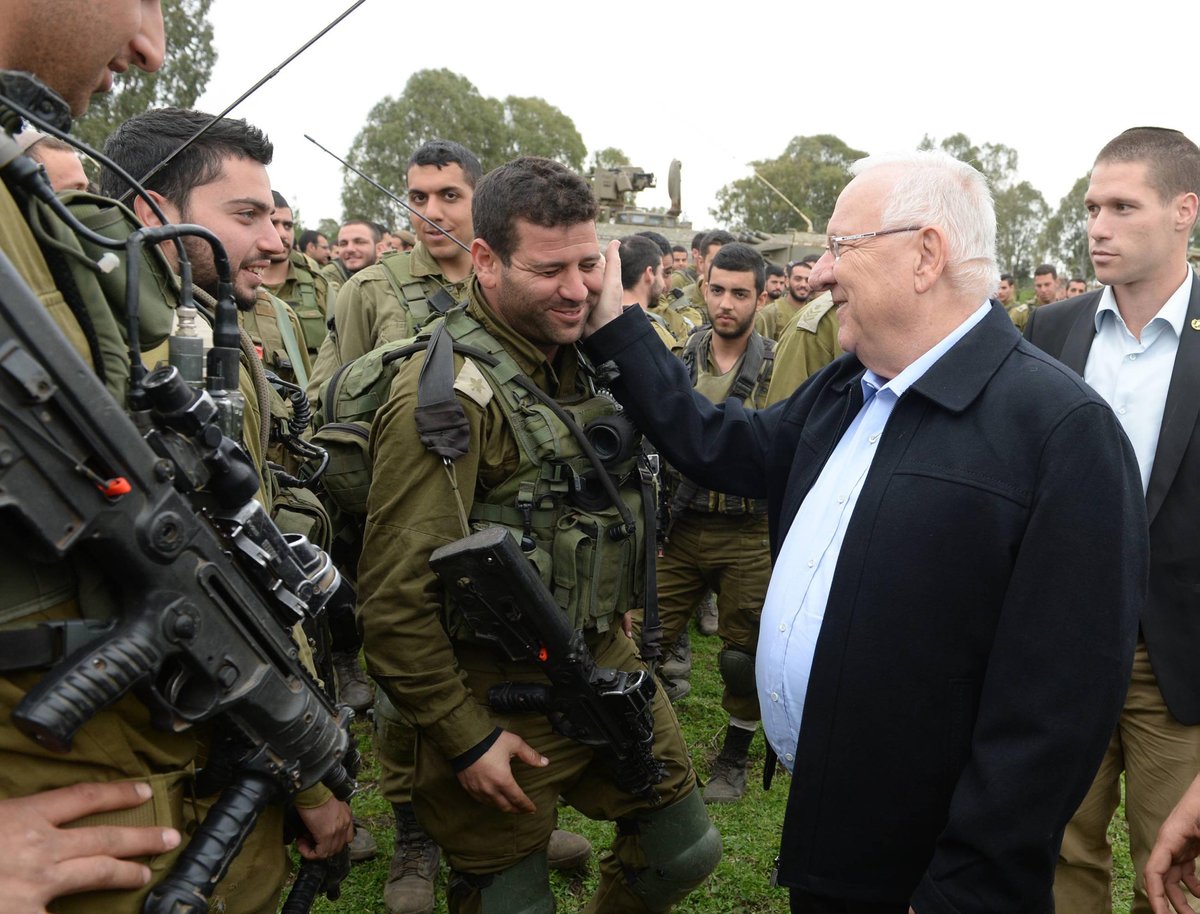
left=672, top=330, right=775, bottom=516
left=418, top=307, right=650, bottom=637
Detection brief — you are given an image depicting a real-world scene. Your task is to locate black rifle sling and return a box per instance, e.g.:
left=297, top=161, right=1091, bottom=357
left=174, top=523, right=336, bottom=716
left=414, top=319, right=470, bottom=461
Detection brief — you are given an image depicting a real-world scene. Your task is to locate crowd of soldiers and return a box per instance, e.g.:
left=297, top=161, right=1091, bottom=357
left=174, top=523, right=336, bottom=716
left=7, top=5, right=1200, bottom=914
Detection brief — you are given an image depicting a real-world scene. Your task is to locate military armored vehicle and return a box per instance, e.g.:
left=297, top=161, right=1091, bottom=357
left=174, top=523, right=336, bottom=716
left=587, top=160, right=826, bottom=266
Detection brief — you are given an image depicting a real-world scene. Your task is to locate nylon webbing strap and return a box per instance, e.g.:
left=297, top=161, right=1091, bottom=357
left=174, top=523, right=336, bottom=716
left=727, top=332, right=764, bottom=404
left=268, top=294, right=309, bottom=388
left=414, top=321, right=470, bottom=461
left=637, top=460, right=662, bottom=666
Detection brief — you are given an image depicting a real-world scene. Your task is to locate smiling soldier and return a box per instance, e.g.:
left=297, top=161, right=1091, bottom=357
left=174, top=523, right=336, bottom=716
left=357, top=156, right=721, bottom=914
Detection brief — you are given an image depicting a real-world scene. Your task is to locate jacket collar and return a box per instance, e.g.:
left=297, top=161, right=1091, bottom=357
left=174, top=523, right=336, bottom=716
left=906, top=302, right=1021, bottom=412
left=828, top=302, right=1020, bottom=410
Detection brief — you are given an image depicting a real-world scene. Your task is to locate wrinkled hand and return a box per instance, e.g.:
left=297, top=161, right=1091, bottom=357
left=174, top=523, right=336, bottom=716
left=584, top=239, right=624, bottom=338
left=1147, top=773, right=1200, bottom=913
left=0, top=781, right=181, bottom=914
left=456, top=730, right=548, bottom=814
left=295, top=797, right=355, bottom=861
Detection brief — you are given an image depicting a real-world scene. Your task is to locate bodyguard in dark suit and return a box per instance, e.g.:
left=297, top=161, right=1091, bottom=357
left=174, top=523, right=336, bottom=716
left=582, top=150, right=1148, bottom=913
left=1023, top=127, right=1200, bottom=914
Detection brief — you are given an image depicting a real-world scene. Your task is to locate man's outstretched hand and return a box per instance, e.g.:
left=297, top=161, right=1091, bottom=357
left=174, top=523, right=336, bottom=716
left=584, top=239, right=624, bottom=338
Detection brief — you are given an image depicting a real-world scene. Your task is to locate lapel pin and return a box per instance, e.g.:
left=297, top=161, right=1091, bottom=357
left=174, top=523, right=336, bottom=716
left=1192, top=319, right=1200, bottom=331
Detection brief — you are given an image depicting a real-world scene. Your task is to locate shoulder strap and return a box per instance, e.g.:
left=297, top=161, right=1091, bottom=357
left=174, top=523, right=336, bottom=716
left=727, top=332, right=766, bottom=404
left=414, top=319, right=471, bottom=461
left=681, top=330, right=705, bottom=384
left=794, top=293, right=836, bottom=333
left=268, top=294, right=309, bottom=388
left=380, top=251, right=454, bottom=327
left=751, top=337, right=776, bottom=408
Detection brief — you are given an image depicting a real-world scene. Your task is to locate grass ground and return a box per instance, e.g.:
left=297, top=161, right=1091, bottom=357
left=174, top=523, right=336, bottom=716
left=295, top=631, right=1137, bottom=913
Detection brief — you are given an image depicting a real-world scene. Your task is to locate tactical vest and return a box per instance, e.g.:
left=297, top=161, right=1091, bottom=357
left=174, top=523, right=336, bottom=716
left=241, top=291, right=308, bottom=389
left=378, top=249, right=467, bottom=332
left=672, top=331, right=774, bottom=516
left=280, top=251, right=326, bottom=353
left=312, top=307, right=647, bottom=635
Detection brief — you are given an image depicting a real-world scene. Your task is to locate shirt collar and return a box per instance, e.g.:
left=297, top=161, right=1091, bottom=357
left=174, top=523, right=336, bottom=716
left=1093, top=268, right=1194, bottom=338
left=861, top=300, right=991, bottom=400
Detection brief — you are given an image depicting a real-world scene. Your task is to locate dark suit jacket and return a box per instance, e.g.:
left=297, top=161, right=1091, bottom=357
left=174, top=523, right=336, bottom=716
left=584, top=303, right=1148, bottom=913
left=1026, top=277, right=1200, bottom=724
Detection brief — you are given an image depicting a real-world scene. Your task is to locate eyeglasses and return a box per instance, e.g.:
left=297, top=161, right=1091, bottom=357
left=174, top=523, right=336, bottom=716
left=825, top=226, right=922, bottom=261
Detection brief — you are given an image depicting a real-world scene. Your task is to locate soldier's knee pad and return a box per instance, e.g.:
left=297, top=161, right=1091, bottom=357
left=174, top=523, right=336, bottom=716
left=717, top=647, right=756, bottom=697
left=449, top=851, right=553, bottom=914
left=622, top=789, right=722, bottom=910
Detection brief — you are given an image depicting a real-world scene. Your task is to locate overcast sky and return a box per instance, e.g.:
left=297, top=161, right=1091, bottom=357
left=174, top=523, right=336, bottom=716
left=195, top=0, right=1197, bottom=235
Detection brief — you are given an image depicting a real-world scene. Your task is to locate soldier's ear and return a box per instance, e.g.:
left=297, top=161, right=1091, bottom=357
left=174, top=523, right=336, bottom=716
left=473, top=238, right=501, bottom=290
left=132, top=189, right=174, bottom=229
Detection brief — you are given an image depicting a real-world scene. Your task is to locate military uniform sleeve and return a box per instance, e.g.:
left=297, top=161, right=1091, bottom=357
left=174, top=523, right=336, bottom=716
left=333, top=272, right=410, bottom=366
left=306, top=331, right=340, bottom=408
left=583, top=306, right=781, bottom=499
left=357, top=352, right=498, bottom=761
left=765, top=311, right=842, bottom=406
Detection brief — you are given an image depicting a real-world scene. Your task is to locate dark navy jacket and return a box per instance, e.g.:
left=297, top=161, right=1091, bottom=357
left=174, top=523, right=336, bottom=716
left=584, top=302, right=1147, bottom=914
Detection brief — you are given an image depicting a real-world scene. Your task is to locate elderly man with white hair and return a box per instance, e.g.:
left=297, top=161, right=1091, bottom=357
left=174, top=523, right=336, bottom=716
left=581, top=149, right=1148, bottom=914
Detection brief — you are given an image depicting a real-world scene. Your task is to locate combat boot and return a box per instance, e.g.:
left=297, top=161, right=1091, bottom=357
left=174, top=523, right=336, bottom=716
left=659, top=631, right=692, bottom=680
left=349, top=817, right=379, bottom=862
left=702, top=723, right=755, bottom=804
left=547, top=828, right=592, bottom=871
left=659, top=671, right=692, bottom=703
left=333, top=649, right=375, bottom=715
left=385, top=802, right=440, bottom=914
left=696, top=592, right=719, bottom=636
left=659, top=631, right=691, bottom=702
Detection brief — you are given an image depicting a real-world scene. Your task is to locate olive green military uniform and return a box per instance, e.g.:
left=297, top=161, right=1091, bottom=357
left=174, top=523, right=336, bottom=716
left=358, top=281, right=716, bottom=913
left=264, top=248, right=329, bottom=355
left=754, top=294, right=806, bottom=342
left=643, top=306, right=680, bottom=349
left=1006, top=300, right=1038, bottom=333
left=319, top=257, right=350, bottom=300
left=0, top=169, right=319, bottom=914
left=764, top=292, right=842, bottom=406
left=335, top=243, right=471, bottom=368
left=656, top=330, right=772, bottom=721
left=677, top=280, right=709, bottom=324
left=307, top=243, right=471, bottom=408
left=239, top=287, right=312, bottom=389
left=317, top=241, right=472, bottom=811
left=648, top=294, right=694, bottom=345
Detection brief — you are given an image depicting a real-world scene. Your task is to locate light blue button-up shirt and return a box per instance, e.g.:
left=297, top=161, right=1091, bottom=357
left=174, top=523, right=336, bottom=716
left=757, top=301, right=991, bottom=770
left=1083, top=270, right=1192, bottom=493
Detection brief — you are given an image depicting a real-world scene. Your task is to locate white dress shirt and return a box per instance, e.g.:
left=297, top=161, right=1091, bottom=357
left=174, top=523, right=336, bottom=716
left=1084, top=270, right=1193, bottom=492
left=757, top=301, right=991, bottom=770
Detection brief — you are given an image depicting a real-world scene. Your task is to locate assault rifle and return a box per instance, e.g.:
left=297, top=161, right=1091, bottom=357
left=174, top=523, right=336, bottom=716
left=0, top=246, right=355, bottom=914
left=429, top=526, right=666, bottom=803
